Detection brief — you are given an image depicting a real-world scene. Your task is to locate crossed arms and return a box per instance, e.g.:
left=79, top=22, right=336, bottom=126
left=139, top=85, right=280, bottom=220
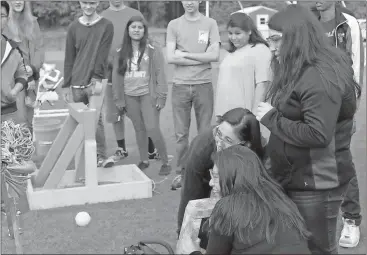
left=166, top=41, right=220, bottom=66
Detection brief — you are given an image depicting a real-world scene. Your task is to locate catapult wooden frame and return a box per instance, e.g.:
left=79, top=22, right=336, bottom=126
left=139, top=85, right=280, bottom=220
left=27, top=80, right=152, bottom=210
left=1, top=173, right=24, bottom=254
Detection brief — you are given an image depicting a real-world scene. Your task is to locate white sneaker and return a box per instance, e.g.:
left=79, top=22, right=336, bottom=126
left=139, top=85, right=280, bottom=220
left=339, top=218, right=360, bottom=248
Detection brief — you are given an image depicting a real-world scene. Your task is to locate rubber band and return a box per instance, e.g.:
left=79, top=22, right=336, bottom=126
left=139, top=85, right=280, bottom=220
left=1, top=120, right=34, bottom=165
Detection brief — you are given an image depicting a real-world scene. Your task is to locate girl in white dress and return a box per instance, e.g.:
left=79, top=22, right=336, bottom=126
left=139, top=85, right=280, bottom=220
left=215, top=12, right=272, bottom=122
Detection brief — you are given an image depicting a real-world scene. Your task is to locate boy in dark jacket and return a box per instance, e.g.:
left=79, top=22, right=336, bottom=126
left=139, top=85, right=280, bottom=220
left=313, top=2, right=365, bottom=248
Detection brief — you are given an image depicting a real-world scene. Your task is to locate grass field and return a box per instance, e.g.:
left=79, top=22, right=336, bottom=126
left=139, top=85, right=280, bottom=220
left=1, top=36, right=366, bottom=254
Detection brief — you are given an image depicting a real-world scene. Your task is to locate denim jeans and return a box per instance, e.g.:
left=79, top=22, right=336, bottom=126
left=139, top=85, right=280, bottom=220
left=124, top=94, right=168, bottom=163
left=172, top=83, right=214, bottom=168
left=71, top=86, right=106, bottom=158
left=340, top=118, right=362, bottom=225
left=287, top=183, right=348, bottom=254
left=341, top=175, right=361, bottom=225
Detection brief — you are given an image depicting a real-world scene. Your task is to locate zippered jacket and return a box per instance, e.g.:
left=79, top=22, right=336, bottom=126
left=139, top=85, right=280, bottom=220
left=112, top=42, right=168, bottom=108
left=1, top=35, right=28, bottom=115
left=312, top=5, right=365, bottom=86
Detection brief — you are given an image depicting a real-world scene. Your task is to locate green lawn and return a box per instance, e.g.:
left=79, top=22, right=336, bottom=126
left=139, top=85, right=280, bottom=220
left=1, top=32, right=366, bottom=254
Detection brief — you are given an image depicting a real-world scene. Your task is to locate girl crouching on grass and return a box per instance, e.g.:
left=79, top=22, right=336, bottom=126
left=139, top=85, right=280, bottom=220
left=112, top=16, right=171, bottom=176
left=198, top=145, right=311, bottom=254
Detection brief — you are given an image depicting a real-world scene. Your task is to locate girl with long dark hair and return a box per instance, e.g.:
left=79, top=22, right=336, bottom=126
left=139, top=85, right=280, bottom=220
left=177, top=107, right=264, bottom=236
left=112, top=16, right=171, bottom=176
left=255, top=4, right=361, bottom=254
left=201, top=145, right=311, bottom=254
left=5, top=1, right=44, bottom=132
left=198, top=145, right=310, bottom=254
left=214, top=12, right=272, bottom=122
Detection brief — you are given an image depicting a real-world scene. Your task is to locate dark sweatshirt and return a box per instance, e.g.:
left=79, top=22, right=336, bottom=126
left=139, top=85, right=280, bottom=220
left=205, top=223, right=310, bottom=254
left=177, top=127, right=216, bottom=233
left=63, top=17, right=114, bottom=88
left=261, top=65, right=356, bottom=191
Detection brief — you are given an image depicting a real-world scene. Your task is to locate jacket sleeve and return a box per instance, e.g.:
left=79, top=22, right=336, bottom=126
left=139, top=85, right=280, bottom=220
left=111, top=49, right=125, bottom=107
left=260, top=70, right=343, bottom=148
left=345, top=15, right=364, bottom=86
left=177, top=129, right=215, bottom=233
left=30, top=19, right=45, bottom=80
left=14, top=53, right=28, bottom=90
left=153, top=46, right=168, bottom=106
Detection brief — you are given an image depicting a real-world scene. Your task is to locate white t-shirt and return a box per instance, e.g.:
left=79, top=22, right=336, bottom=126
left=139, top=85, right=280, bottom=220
left=214, top=43, right=272, bottom=117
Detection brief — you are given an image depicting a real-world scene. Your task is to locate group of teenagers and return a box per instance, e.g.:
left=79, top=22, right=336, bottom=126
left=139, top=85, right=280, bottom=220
left=0, top=0, right=365, bottom=254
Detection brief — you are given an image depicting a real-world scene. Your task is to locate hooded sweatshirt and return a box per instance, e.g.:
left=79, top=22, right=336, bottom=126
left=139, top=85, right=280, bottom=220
left=1, top=35, right=28, bottom=115
left=312, top=4, right=365, bottom=86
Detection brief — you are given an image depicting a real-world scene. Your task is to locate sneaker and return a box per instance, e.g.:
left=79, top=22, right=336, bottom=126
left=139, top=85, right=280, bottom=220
left=148, top=149, right=160, bottom=160
left=159, top=164, right=172, bottom=176
left=137, top=161, right=150, bottom=171
left=339, top=218, right=360, bottom=248
left=111, top=147, right=128, bottom=162
left=97, top=156, right=115, bottom=168
left=171, top=175, right=182, bottom=190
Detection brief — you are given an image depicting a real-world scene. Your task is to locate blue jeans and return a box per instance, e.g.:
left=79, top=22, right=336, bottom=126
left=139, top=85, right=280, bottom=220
left=340, top=118, right=362, bottom=225
left=171, top=83, right=214, bottom=168
left=287, top=183, right=348, bottom=254
left=71, top=86, right=106, bottom=158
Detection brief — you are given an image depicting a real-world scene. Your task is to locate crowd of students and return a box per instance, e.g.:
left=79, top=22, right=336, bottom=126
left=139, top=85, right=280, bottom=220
left=0, top=0, right=365, bottom=254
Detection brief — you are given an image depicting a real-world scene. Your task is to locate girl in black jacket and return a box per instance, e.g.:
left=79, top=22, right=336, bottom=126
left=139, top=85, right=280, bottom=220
left=196, top=145, right=311, bottom=254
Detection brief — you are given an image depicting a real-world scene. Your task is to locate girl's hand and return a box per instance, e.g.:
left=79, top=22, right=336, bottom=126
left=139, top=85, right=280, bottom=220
left=115, top=100, right=126, bottom=114
left=25, top=65, right=33, bottom=77
left=156, top=102, right=164, bottom=111
left=256, top=102, right=274, bottom=121
left=155, top=97, right=166, bottom=111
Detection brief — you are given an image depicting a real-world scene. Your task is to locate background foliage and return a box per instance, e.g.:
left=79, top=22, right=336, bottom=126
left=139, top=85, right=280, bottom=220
left=31, top=1, right=367, bottom=29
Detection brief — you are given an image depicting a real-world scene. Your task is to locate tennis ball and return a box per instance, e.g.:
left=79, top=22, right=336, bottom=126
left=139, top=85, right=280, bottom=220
left=75, top=211, right=91, bottom=227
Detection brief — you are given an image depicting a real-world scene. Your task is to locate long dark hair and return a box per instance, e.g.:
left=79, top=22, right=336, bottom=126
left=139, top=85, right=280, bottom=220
left=265, top=4, right=361, bottom=106
left=227, top=12, right=269, bottom=53
left=118, top=16, right=149, bottom=76
left=210, top=145, right=310, bottom=244
left=218, top=108, right=264, bottom=160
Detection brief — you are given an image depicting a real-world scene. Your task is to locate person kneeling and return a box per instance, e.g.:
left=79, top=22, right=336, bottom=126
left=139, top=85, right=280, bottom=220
left=199, top=145, right=311, bottom=254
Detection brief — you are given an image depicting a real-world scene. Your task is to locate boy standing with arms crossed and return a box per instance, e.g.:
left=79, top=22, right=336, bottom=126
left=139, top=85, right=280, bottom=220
left=166, top=1, right=221, bottom=176
left=62, top=0, right=114, bottom=168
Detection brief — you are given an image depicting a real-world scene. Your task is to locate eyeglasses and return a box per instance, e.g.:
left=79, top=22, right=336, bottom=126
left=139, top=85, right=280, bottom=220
left=209, top=169, right=219, bottom=180
left=266, top=35, right=282, bottom=44
left=213, top=126, right=235, bottom=145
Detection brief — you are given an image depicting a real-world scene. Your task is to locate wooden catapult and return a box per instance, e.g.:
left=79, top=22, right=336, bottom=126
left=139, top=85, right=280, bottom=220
left=27, top=78, right=152, bottom=210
